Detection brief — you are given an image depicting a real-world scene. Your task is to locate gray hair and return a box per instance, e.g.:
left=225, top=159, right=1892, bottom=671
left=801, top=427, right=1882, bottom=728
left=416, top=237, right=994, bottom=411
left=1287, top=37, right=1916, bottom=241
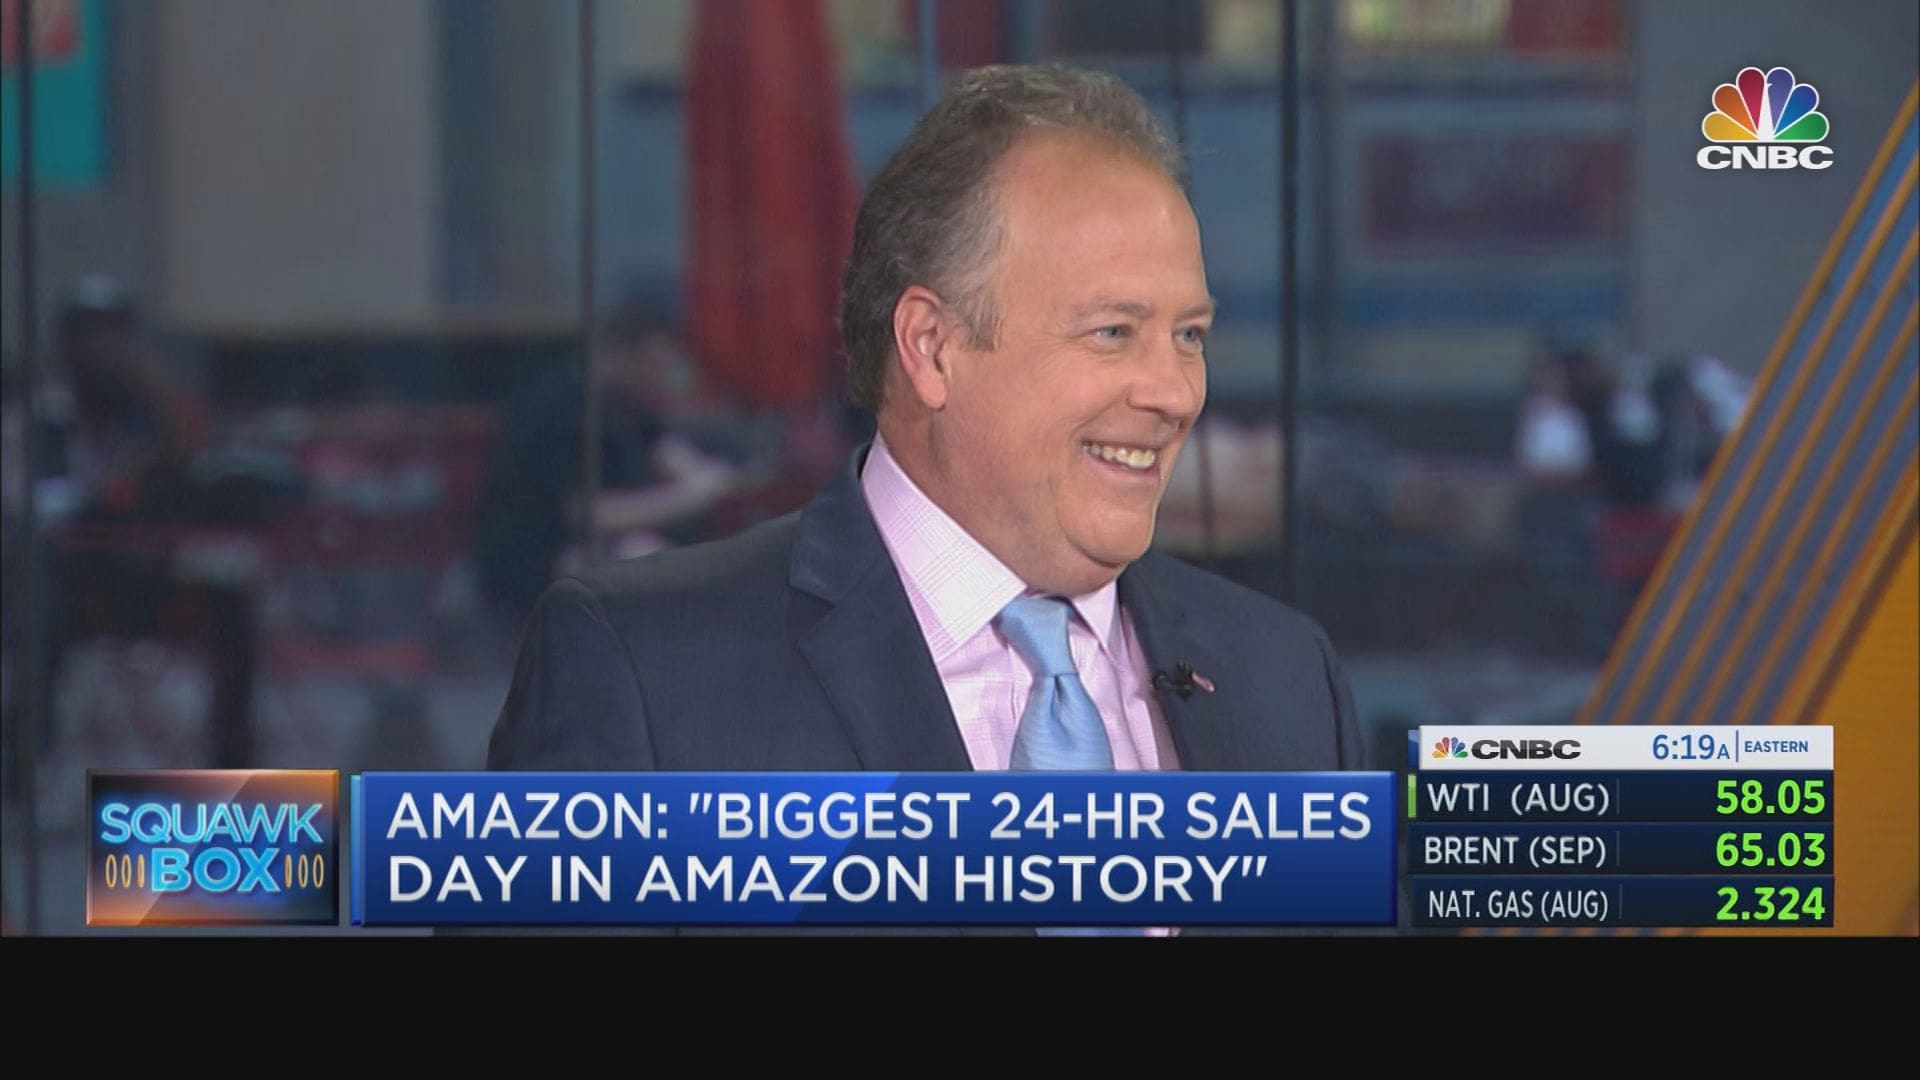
left=839, top=64, right=1184, bottom=410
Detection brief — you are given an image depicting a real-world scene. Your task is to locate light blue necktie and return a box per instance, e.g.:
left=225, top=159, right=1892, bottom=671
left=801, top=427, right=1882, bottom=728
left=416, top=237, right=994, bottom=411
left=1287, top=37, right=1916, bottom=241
left=995, top=596, right=1115, bottom=771
left=996, top=597, right=1143, bottom=936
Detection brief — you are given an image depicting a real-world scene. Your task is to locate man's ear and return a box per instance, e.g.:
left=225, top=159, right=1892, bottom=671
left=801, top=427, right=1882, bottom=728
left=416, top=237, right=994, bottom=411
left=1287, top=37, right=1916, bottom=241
left=891, top=285, right=956, bottom=411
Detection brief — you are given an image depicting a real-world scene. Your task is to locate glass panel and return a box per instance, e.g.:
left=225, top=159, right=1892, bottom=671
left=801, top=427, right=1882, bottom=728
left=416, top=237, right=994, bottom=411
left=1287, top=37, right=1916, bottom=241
left=1288, top=1, right=1634, bottom=767
left=569, top=0, right=902, bottom=609
left=1, top=0, right=582, bottom=932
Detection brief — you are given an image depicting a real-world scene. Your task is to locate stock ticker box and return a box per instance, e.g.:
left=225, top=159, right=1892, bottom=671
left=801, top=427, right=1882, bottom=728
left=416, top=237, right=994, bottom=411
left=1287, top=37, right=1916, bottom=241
left=87, top=770, right=340, bottom=927
left=1405, top=727, right=1834, bottom=929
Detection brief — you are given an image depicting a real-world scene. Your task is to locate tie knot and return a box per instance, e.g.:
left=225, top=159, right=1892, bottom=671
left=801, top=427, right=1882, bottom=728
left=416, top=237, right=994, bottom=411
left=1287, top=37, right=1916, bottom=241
left=994, top=596, right=1078, bottom=677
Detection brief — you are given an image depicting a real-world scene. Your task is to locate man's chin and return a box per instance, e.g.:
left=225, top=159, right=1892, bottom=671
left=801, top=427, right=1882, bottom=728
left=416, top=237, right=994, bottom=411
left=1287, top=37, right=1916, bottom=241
left=1062, top=536, right=1154, bottom=587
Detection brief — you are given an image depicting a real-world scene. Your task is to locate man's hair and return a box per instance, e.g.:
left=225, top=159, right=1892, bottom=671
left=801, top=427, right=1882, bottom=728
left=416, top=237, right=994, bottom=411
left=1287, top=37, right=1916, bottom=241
left=839, top=64, right=1183, bottom=410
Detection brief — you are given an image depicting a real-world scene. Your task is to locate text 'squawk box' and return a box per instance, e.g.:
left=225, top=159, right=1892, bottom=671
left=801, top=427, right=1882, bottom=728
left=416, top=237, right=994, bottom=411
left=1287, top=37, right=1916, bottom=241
left=88, top=770, right=340, bottom=927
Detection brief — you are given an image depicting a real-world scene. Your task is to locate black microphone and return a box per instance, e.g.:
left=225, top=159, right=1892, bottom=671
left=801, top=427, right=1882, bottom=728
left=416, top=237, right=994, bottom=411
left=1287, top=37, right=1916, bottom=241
left=1152, top=662, right=1201, bottom=700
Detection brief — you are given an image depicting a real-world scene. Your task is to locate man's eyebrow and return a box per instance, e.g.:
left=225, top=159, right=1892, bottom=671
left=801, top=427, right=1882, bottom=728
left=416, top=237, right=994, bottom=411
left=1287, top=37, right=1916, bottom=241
left=1068, top=298, right=1156, bottom=321
left=1066, top=297, right=1218, bottom=322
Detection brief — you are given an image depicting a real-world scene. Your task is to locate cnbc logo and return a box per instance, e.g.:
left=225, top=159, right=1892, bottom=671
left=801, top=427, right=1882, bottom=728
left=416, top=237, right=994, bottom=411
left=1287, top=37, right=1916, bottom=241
left=1698, top=66, right=1832, bottom=170
left=88, top=770, right=339, bottom=927
left=1431, top=737, right=1584, bottom=761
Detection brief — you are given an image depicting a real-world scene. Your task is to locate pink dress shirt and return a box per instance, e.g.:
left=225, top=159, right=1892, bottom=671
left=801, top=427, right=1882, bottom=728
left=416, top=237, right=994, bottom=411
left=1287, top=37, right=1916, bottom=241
left=859, top=435, right=1181, bottom=773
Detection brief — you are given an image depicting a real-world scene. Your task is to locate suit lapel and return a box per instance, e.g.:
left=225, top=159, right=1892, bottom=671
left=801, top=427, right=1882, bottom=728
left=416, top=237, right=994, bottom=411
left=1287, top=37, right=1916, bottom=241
left=1126, top=553, right=1330, bottom=771
left=790, top=447, right=973, bottom=772
left=1118, top=558, right=1243, bottom=771
left=1124, top=554, right=1341, bottom=772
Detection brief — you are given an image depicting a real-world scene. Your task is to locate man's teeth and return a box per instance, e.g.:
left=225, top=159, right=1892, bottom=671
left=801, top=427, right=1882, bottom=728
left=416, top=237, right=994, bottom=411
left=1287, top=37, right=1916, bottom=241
left=1084, top=442, right=1158, bottom=471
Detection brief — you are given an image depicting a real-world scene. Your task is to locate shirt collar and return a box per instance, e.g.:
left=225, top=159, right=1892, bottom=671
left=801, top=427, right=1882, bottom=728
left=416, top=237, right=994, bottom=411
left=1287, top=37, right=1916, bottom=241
left=861, top=434, right=1124, bottom=663
left=860, top=432, right=1121, bottom=661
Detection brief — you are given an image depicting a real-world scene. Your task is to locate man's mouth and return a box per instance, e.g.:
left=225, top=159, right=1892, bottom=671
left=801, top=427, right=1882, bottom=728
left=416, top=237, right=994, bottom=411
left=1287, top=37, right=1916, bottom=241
left=1082, top=441, right=1159, bottom=472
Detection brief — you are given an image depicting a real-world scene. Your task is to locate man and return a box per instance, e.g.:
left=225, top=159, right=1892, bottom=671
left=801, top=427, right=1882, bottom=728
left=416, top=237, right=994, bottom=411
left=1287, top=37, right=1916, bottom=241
left=490, top=64, right=1362, bottom=783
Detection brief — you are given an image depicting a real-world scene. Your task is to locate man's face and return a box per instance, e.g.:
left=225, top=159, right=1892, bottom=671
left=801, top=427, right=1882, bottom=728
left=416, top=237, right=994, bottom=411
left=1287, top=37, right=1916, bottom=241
left=928, top=132, right=1211, bottom=595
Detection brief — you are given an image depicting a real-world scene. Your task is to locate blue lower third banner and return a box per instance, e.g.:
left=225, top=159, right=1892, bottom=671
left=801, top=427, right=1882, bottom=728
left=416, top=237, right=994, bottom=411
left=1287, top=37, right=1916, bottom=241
left=352, top=773, right=1396, bottom=927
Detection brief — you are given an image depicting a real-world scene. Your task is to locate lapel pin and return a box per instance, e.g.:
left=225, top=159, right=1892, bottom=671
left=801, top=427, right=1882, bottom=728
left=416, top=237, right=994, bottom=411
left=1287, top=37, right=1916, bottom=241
left=1156, top=662, right=1215, bottom=699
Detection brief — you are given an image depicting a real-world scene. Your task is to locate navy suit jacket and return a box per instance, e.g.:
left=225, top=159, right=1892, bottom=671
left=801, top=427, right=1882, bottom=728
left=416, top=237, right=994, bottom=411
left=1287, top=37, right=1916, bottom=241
left=482, top=445, right=1367, bottom=935
left=490, top=445, right=1365, bottom=775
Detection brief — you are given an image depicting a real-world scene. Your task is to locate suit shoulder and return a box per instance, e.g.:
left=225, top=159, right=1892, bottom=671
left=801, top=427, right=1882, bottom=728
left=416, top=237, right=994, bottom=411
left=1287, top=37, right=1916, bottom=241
left=565, top=513, right=801, bottom=609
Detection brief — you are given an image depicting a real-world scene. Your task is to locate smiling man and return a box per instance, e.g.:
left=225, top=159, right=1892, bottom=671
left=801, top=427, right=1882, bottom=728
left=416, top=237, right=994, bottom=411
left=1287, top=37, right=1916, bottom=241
left=490, top=65, right=1363, bottom=783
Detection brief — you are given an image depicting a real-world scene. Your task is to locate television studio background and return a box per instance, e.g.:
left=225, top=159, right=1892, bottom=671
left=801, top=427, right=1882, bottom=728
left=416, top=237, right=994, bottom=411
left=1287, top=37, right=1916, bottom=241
left=3, top=0, right=1915, bottom=935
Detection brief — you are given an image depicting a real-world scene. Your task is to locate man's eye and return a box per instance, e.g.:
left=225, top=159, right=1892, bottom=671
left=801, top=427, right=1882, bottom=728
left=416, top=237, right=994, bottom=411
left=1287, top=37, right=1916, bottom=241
left=1179, top=326, right=1209, bottom=347
left=1094, top=325, right=1131, bottom=341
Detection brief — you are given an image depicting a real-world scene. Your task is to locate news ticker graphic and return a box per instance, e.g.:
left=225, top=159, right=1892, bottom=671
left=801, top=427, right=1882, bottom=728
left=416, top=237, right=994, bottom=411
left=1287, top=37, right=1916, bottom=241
left=1419, top=725, right=1833, bottom=769
left=87, top=770, right=340, bottom=927
left=1405, top=727, right=1834, bottom=928
left=1409, top=773, right=1832, bottom=821
left=84, top=740, right=1836, bottom=930
left=352, top=772, right=1396, bottom=927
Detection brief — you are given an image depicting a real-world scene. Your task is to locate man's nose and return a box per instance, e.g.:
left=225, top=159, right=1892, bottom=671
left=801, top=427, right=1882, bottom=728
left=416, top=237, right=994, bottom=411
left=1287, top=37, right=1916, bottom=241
left=1128, top=333, right=1205, bottom=422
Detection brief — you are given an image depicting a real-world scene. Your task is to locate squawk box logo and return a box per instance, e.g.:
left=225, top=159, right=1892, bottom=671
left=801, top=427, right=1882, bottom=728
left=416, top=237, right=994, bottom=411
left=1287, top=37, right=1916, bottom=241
left=1432, top=737, right=1468, bottom=760
left=88, top=771, right=339, bottom=927
left=1698, top=66, right=1831, bottom=170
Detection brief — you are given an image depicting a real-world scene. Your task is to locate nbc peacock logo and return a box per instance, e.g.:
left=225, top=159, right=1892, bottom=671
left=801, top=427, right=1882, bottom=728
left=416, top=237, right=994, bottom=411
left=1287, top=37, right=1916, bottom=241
left=1698, top=66, right=1832, bottom=170
left=1432, top=737, right=1467, bottom=760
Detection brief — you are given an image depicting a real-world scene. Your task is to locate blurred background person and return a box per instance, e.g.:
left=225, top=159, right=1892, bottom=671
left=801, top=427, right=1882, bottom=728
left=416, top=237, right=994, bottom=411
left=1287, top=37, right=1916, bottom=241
left=1651, top=353, right=1750, bottom=512
left=27, top=276, right=263, bottom=778
left=1516, top=344, right=1594, bottom=486
left=468, top=297, right=754, bottom=632
left=1531, top=344, right=1747, bottom=639
left=1562, top=346, right=1666, bottom=512
left=39, top=275, right=208, bottom=524
left=1513, top=338, right=1606, bottom=653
